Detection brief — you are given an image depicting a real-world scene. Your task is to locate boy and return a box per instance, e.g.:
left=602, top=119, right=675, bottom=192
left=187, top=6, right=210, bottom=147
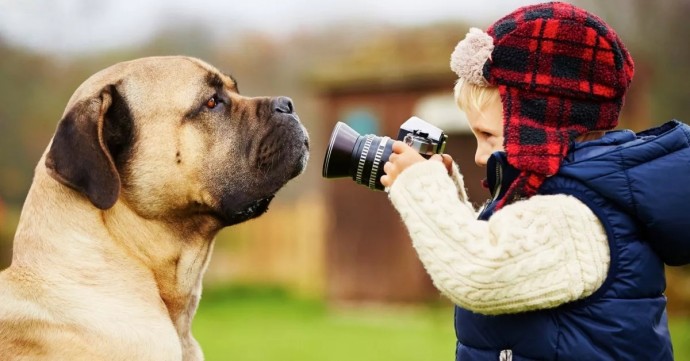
left=381, top=2, right=689, bottom=360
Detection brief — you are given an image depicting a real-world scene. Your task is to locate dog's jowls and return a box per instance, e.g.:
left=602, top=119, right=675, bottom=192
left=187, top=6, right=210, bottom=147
left=0, top=56, right=309, bottom=361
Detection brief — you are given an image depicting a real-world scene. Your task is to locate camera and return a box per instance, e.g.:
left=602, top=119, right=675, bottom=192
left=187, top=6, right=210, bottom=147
left=322, top=116, right=447, bottom=191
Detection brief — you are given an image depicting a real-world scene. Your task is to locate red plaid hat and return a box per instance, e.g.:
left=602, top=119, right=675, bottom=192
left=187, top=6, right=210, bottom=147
left=451, top=2, right=634, bottom=208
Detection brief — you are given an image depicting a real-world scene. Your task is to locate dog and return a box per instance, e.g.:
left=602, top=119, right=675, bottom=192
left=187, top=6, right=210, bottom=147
left=0, top=56, right=309, bottom=360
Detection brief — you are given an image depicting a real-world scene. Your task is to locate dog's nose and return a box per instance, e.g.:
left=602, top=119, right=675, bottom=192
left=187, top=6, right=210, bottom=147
left=272, top=96, right=294, bottom=114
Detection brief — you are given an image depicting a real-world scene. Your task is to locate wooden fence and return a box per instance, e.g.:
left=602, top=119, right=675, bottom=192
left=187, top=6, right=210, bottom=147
left=204, top=192, right=327, bottom=298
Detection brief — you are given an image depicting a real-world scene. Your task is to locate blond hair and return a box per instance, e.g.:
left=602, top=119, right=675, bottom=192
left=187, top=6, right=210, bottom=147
left=453, top=78, right=500, bottom=114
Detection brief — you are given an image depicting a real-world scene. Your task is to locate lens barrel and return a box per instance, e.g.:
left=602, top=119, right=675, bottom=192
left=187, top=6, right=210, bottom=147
left=322, top=122, right=394, bottom=191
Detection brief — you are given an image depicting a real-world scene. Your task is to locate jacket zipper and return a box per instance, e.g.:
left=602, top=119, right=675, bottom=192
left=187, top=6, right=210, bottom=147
left=492, top=161, right=503, bottom=201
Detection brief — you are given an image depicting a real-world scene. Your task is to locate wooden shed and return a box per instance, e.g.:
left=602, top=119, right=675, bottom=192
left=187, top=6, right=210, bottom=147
left=311, top=24, right=491, bottom=303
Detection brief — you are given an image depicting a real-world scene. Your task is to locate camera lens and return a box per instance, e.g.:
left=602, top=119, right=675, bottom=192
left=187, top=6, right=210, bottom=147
left=322, top=122, right=394, bottom=191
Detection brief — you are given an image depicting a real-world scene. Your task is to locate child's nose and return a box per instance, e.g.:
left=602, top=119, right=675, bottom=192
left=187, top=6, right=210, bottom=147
left=475, top=149, right=488, bottom=167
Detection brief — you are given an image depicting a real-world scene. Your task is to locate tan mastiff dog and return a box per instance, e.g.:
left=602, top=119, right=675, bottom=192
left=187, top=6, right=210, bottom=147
left=0, top=56, right=309, bottom=360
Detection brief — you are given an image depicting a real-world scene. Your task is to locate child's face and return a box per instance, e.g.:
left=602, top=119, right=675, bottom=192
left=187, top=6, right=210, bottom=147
left=465, top=95, right=505, bottom=167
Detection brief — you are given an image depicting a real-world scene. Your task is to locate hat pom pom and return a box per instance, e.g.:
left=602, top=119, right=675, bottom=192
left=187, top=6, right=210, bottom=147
left=450, top=28, right=494, bottom=86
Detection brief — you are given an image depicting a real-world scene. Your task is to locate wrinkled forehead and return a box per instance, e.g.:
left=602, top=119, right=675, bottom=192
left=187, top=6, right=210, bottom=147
left=124, top=58, right=237, bottom=113
left=64, top=56, right=237, bottom=116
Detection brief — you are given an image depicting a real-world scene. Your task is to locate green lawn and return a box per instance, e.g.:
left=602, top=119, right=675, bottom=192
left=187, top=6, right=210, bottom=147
left=672, top=317, right=690, bottom=360
left=193, top=286, right=690, bottom=361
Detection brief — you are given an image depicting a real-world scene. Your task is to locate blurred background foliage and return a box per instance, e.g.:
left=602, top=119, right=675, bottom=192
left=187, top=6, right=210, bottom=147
left=1, top=0, right=689, bottom=359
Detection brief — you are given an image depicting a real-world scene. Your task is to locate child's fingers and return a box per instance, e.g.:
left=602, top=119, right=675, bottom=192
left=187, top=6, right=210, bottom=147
left=391, top=140, right=411, bottom=154
left=383, top=161, right=395, bottom=175
left=380, top=174, right=390, bottom=188
left=429, top=154, right=443, bottom=162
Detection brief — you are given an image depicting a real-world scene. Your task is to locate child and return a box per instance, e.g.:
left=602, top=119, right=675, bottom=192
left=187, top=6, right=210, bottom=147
left=380, top=2, right=690, bottom=360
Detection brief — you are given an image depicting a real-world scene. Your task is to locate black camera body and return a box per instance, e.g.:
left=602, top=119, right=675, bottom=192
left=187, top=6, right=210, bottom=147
left=322, top=116, right=447, bottom=191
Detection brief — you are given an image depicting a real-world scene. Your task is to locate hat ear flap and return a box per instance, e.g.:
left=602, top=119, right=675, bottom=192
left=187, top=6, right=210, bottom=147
left=45, top=85, right=121, bottom=210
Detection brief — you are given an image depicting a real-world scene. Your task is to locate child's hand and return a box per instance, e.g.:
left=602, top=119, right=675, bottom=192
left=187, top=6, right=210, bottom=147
left=381, top=141, right=453, bottom=188
left=432, top=153, right=454, bottom=176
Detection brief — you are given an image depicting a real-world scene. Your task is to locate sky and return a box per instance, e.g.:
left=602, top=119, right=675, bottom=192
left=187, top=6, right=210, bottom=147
left=0, top=0, right=553, bottom=55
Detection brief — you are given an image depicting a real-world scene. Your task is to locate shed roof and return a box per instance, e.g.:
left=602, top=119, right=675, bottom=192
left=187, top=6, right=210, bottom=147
left=310, top=23, right=469, bottom=92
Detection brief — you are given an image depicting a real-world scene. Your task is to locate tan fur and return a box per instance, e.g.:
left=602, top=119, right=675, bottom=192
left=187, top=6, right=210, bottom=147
left=0, top=56, right=309, bottom=360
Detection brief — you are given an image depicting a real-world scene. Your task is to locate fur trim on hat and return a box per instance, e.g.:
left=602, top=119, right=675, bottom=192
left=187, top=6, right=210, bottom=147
left=450, top=28, right=494, bottom=86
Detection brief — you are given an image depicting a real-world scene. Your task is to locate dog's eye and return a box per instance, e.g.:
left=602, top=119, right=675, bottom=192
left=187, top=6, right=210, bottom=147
left=205, top=96, right=218, bottom=109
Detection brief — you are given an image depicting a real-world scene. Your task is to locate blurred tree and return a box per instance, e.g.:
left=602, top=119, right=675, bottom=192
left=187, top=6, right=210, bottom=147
left=0, top=45, right=58, bottom=204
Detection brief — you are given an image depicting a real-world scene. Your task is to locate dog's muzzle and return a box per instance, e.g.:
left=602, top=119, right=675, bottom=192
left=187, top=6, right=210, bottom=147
left=216, top=96, right=308, bottom=227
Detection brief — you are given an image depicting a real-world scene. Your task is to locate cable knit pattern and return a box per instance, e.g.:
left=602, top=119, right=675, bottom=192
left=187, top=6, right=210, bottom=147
left=388, top=161, right=609, bottom=315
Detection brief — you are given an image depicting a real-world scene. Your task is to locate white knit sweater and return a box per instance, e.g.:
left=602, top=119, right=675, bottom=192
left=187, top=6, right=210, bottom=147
left=388, top=160, right=610, bottom=315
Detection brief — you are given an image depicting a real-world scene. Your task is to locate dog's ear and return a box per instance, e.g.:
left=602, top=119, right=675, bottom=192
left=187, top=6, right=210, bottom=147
left=46, top=84, right=131, bottom=210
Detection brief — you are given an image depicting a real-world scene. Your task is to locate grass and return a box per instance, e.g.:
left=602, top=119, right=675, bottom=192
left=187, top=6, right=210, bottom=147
left=193, top=286, right=690, bottom=361
left=672, top=317, right=690, bottom=360
left=193, top=286, right=455, bottom=361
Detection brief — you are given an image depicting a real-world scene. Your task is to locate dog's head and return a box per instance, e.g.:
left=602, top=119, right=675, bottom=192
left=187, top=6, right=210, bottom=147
left=45, top=56, right=309, bottom=227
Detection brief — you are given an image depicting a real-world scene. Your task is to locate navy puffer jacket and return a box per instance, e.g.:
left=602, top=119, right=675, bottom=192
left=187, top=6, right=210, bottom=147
left=455, top=120, right=690, bottom=360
